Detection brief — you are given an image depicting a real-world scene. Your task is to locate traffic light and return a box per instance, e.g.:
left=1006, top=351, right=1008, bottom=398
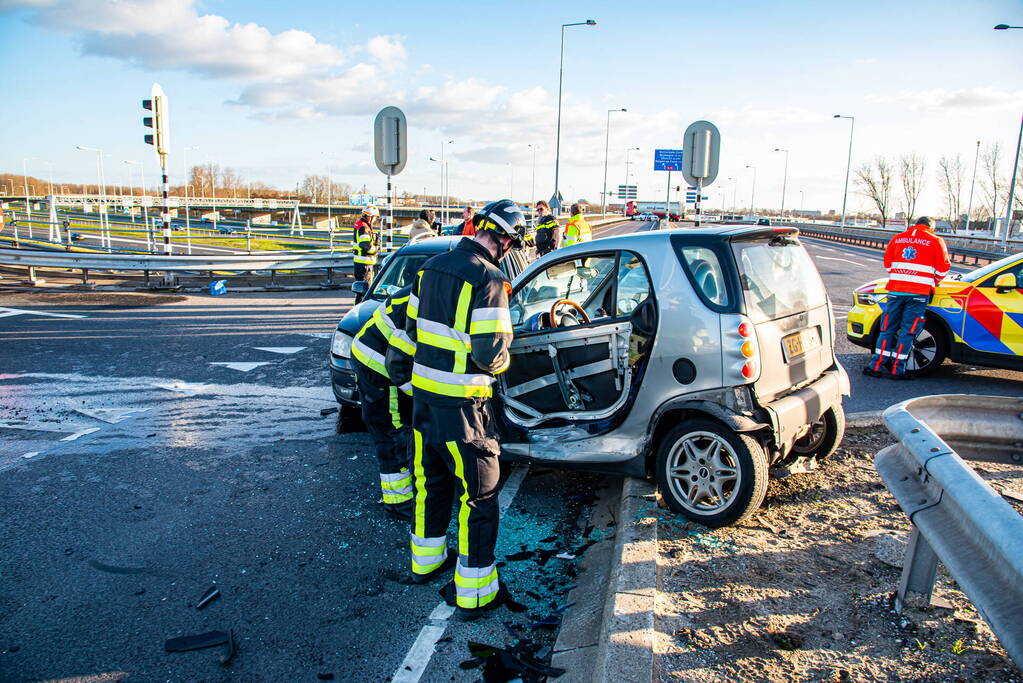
left=141, top=84, right=169, bottom=155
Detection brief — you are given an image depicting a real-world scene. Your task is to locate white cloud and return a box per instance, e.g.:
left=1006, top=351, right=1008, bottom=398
left=9, top=0, right=344, bottom=80
left=365, top=35, right=407, bottom=71
left=868, top=87, right=1023, bottom=112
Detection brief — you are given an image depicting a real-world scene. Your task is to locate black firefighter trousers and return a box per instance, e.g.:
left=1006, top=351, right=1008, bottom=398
left=409, top=398, right=503, bottom=609
left=353, top=362, right=412, bottom=505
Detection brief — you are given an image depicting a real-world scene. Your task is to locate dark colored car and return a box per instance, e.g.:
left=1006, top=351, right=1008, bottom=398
left=329, top=236, right=530, bottom=427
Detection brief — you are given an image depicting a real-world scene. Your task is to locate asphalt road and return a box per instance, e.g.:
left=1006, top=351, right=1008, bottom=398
left=0, top=289, right=604, bottom=682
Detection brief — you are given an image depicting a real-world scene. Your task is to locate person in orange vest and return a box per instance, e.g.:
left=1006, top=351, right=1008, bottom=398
left=562, top=203, right=592, bottom=247
left=864, top=216, right=951, bottom=379
left=460, top=206, right=476, bottom=236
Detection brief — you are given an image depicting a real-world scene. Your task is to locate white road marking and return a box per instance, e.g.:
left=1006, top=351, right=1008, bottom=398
left=301, top=332, right=333, bottom=339
left=73, top=408, right=150, bottom=424
left=209, top=362, right=271, bottom=372
left=60, top=427, right=101, bottom=442
left=391, top=464, right=529, bottom=683
left=253, top=347, right=307, bottom=355
left=21, top=452, right=40, bottom=459
left=816, top=255, right=869, bottom=267
left=0, top=307, right=85, bottom=319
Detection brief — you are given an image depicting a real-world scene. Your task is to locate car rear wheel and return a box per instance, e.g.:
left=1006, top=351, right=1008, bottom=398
left=789, top=404, right=845, bottom=461
left=655, top=419, right=769, bottom=527
left=905, top=320, right=948, bottom=377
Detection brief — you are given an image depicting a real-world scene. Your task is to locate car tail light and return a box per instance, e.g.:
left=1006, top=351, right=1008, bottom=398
left=722, top=314, right=760, bottom=384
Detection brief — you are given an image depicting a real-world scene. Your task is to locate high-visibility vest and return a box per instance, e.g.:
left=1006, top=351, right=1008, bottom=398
left=353, top=218, right=378, bottom=265
left=563, top=214, right=592, bottom=247
left=394, top=238, right=513, bottom=402
left=352, top=286, right=415, bottom=394
left=883, top=225, right=951, bottom=295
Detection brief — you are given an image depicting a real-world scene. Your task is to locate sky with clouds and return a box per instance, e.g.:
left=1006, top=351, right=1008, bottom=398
left=1, top=0, right=1021, bottom=216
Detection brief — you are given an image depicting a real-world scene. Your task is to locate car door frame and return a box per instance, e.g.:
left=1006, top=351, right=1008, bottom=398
left=499, top=247, right=655, bottom=428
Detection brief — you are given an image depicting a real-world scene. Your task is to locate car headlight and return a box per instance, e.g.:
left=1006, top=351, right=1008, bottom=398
left=855, top=292, right=886, bottom=306
left=331, top=330, right=354, bottom=358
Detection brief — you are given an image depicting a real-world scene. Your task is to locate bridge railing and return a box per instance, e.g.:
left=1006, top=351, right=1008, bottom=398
left=874, top=394, right=1023, bottom=668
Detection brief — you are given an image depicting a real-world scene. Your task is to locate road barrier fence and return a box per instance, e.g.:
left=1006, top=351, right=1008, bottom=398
left=874, top=394, right=1023, bottom=667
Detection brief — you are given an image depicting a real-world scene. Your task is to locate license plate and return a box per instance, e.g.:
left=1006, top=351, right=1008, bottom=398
left=782, top=327, right=821, bottom=362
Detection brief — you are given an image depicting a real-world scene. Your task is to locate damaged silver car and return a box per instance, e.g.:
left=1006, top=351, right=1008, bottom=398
left=498, top=225, right=849, bottom=526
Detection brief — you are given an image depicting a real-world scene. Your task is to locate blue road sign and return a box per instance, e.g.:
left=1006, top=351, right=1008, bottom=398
left=654, top=149, right=683, bottom=172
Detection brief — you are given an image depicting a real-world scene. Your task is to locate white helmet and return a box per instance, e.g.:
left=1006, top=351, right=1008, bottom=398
left=362, top=206, right=380, bottom=217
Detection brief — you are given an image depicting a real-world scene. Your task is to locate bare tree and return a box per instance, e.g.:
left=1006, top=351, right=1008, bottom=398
left=937, top=154, right=964, bottom=230
left=981, top=142, right=1004, bottom=225
left=899, top=152, right=925, bottom=223
left=855, top=156, right=894, bottom=227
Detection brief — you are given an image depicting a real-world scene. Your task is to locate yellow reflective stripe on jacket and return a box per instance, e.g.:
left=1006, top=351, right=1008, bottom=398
left=389, top=328, right=416, bottom=356
left=469, top=306, right=513, bottom=335
left=452, top=282, right=472, bottom=374
left=411, top=362, right=493, bottom=398
left=352, top=337, right=387, bottom=377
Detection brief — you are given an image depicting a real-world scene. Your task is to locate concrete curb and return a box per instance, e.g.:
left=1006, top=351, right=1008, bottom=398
left=848, top=410, right=883, bottom=428
left=596, top=477, right=659, bottom=683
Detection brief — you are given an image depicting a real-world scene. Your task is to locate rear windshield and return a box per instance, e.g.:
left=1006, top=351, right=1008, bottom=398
left=732, top=235, right=827, bottom=322
left=371, top=254, right=430, bottom=299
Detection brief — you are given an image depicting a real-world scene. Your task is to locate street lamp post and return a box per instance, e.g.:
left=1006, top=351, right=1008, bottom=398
left=439, top=139, right=453, bottom=223
left=721, top=177, right=733, bottom=212
left=965, top=140, right=981, bottom=232
left=774, top=148, right=789, bottom=219
left=527, top=144, right=537, bottom=213
left=730, top=176, right=738, bottom=212
left=799, top=190, right=805, bottom=214
left=554, top=19, right=597, bottom=216
left=21, top=157, right=35, bottom=238
left=76, top=146, right=110, bottom=250
left=623, top=146, right=639, bottom=208
left=183, top=146, right=198, bottom=236
left=602, top=108, right=626, bottom=219
left=124, top=160, right=149, bottom=229
left=1001, top=113, right=1022, bottom=248
left=834, top=114, right=855, bottom=227
left=745, top=165, right=757, bottom=217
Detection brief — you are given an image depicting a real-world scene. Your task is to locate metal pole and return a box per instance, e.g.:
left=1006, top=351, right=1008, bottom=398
left=211, top=164, right=218, bottom=232
left=747, top=165, right=757, bottom=217
left=776, top=148, right=789, bottom=219
left=22, top=158, right=32, bottom=240
left=387, top=171, right=394, bottom=249
left=836, top=115, right=855, bottom=228
left=555, top=24, right=566, bottom=215
left=1001, top=112, right=1023, bottom=249
left=125, top=164, right=136, bottom=224
left=98, top=152, right=109, bottom=250
left=161, top=154, right=172, bottom=263
left=602, top=110, right=611, bottom=219
left=965, top=140, right=981, bottom=233
left=732, top=177, right=738, bottom=212
left=529, top=144, right=536, bottom=212
left=665, top=170, right=671, bottom=226
left=440, top=141, right=446, bottom=224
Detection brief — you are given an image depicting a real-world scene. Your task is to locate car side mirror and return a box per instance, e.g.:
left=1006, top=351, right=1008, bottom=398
left=994, top=272, right=1017, bottom=293
left=351, top=280, right=368, bottom=295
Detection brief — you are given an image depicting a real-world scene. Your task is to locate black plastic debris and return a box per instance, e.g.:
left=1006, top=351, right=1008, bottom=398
left=505, top=550, right=534, bottom=562
left=538, top=535, right=557, bottom=544
left=317, top=674, right=335, bottom=680
left=164, top=629, right=235, bottom=665
left=196, top=585, right=220, bottom=610
left=460, top=640, right=565, bottom=681
left=320, top=407, right=339, bottom=417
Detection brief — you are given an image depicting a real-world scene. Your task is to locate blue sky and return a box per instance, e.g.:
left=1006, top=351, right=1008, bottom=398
left=1, top=0, right=1021, bottom=216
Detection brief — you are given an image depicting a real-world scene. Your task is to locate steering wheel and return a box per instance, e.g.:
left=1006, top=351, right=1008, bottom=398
left=550, top=299, right=591, bottom=327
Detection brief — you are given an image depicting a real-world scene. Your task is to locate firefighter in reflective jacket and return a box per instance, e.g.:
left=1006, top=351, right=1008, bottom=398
left=353, top=206, right=380, bottom=296
left=562, top=202, right=592, bottom=247
left=352, top=285, right=417, bottom=520
left=865, top=216, right=951, bottom=379
left=385, top=199, right=524, bottom=619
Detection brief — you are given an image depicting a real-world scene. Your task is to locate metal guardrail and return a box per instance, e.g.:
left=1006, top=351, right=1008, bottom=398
left=874, top=394, right=1023, bottom=667
left=796, top=225, right=1007, bottom=266
left=0, top=246, right=358, bottom=288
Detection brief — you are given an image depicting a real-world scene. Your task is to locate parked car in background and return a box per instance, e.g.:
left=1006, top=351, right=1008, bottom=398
left=636, top=213, right=657, bottom=222
left=329, top=237, right=529, bottom=426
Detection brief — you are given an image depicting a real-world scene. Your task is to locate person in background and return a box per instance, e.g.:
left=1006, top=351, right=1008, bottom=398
left=864, top=216, right=950, bottom=379
left=533, top=200, right=561, bottom=256
left=563, top=202, right=592, bottom=247
left=352, top=206, right=380, bottom=301
left=460, top=206, right=476, bottom=236
left=409, top=209, right=437, bottom=243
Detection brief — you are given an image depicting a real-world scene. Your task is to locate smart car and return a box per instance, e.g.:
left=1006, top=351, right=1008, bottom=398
left=847, top=251, right=1023, bottom=375
left=498, top=225, right=848, bottom=526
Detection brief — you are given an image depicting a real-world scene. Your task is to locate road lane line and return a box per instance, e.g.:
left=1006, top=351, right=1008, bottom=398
left=391, top=464, right=529, bottom=683
left=816, top=255, right=869, bottom=267
left=0, top=307, right=86, bottom=319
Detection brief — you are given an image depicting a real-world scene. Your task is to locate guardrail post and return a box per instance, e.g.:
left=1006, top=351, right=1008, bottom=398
left=269, top=270, right=278, bottom=287
left=895, top=526, right=940, bottom=613
left=80, top=268, right=93, bottom=287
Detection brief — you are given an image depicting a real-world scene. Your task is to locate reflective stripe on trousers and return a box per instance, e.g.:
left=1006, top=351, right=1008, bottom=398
left=380, top=468, right=413, bottom=504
